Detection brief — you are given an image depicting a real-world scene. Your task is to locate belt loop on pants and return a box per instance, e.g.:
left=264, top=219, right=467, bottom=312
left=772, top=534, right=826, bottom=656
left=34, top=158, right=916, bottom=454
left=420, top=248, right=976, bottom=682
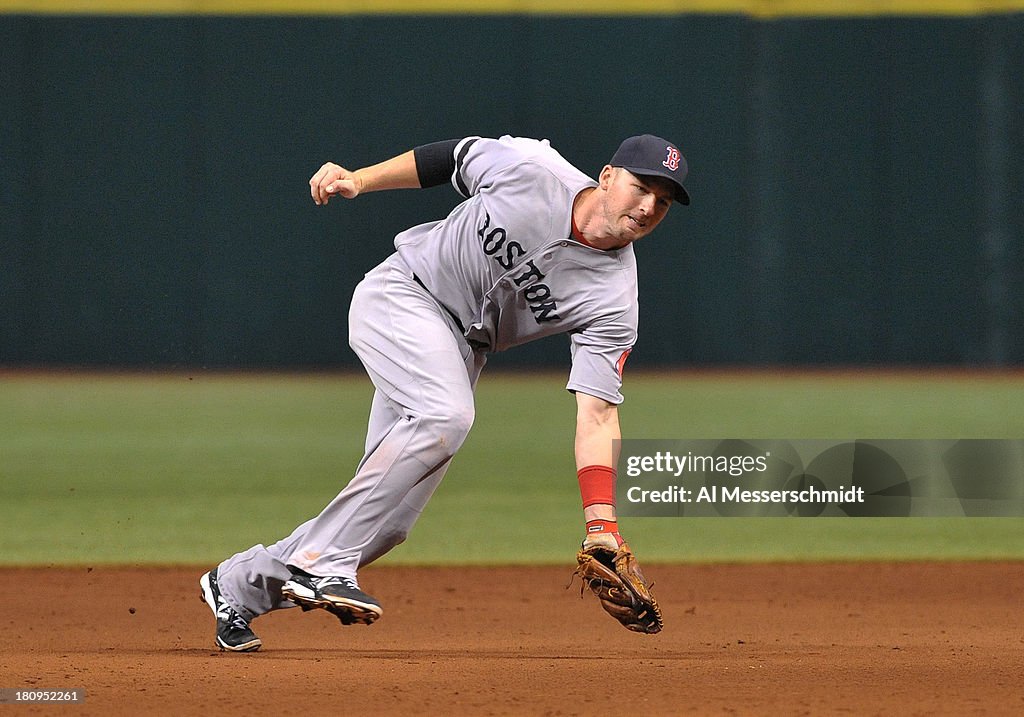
left=412, top=273, right=468, bottom=335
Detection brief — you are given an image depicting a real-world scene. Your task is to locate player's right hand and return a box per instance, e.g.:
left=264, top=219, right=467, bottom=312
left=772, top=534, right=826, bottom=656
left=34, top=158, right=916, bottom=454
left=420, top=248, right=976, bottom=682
left=309, top=162, right=362, bottom=205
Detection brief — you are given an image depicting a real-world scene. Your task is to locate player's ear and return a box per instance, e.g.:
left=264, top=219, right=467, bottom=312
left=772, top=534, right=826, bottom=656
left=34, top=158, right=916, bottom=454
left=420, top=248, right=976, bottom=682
left=598, top=165, right=616, bottom=189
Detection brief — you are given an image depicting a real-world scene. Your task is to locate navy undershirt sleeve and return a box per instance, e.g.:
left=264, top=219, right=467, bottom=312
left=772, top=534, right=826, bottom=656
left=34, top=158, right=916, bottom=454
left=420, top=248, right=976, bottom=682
left=413, top=139, right=460, bottom=188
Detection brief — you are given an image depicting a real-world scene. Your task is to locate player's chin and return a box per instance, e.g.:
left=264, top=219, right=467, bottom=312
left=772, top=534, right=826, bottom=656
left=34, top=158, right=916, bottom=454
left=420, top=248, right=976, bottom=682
left=621, top=219, right=650, bottom=242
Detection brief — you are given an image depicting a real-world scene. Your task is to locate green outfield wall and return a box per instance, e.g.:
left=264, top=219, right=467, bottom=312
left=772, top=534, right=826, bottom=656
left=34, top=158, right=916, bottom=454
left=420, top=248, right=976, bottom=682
left=1, top=5, right=1022, bottom=368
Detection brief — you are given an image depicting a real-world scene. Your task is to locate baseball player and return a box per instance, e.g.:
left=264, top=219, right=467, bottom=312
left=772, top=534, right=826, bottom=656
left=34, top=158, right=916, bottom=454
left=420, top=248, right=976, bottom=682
left=200, top=134, right=689, bottom=650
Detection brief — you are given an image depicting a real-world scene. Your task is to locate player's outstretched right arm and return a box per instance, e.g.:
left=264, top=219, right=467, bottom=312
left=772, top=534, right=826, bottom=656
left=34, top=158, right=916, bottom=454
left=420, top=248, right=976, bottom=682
left=309, top=149, right=420, bottom=205
left=310, top=139, right=467, bottom=206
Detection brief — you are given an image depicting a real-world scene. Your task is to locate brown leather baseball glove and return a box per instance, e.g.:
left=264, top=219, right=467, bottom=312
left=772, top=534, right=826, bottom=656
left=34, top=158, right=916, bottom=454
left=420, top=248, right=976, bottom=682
left=573, top=535, right=663, bottom=634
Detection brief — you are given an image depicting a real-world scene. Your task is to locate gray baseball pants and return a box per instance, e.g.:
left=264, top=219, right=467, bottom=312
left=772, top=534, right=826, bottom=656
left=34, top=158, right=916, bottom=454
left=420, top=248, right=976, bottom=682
left=216, top=253, right=486, bottom=621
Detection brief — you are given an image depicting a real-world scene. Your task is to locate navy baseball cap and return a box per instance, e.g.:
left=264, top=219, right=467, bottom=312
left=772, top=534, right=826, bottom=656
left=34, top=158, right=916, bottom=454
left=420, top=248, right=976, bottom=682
left=609, top=134, right=690, bottom=205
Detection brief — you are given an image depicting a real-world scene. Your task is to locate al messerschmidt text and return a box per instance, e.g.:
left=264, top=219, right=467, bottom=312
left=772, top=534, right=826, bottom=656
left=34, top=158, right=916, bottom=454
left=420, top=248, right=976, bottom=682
left=626, top=484, right=866, bottom=505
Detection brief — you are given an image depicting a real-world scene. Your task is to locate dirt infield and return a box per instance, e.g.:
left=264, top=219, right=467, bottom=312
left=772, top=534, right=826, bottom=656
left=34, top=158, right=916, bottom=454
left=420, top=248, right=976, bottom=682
left=2, top=562, right=1022, bottom=716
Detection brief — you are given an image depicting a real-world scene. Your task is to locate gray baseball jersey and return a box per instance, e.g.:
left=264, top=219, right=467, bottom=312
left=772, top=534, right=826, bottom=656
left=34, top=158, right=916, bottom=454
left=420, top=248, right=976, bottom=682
left=396, top=135, right=638, bottom=404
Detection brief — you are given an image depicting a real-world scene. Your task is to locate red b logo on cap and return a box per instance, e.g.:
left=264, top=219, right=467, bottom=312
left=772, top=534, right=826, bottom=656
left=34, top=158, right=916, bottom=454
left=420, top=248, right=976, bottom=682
left=663, top=146, right=681, bottom=172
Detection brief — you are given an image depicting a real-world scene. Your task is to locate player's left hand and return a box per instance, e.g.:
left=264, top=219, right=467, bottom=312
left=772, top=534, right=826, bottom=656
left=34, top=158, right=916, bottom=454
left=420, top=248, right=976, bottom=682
left=573, top=535, right=663, bottom=634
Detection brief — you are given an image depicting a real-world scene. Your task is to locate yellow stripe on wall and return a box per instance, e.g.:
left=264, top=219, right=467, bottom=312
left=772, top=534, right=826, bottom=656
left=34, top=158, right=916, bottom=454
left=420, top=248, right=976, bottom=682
left=1, top=0, right=1023, bottom=16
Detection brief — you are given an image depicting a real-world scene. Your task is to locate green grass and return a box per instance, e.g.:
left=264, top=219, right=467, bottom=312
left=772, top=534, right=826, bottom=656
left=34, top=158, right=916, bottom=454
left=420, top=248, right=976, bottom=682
left=2, top=370, right=1023, bottom=565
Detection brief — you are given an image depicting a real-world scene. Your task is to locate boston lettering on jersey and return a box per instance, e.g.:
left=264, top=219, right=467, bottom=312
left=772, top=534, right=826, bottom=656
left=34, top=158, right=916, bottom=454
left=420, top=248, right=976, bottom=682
left=477, top=211, right=560, bottom=323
